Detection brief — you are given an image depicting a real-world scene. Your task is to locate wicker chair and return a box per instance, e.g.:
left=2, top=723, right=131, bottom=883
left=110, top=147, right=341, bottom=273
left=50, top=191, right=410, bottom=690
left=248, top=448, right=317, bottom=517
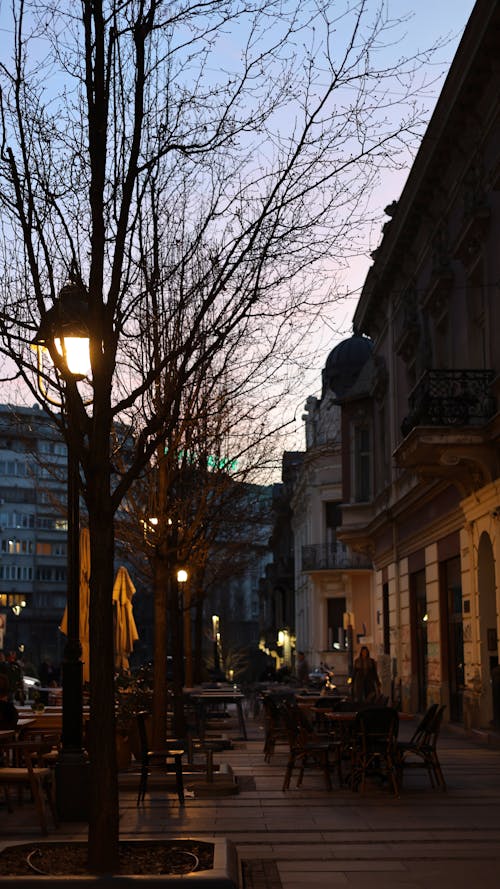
left=350, top=706, right=400, bottom=796
left=0, top=740, right=58, bottom=834
left=280, top=702, right=341, bottom=791
left=396, top=704, right=446, bottom=790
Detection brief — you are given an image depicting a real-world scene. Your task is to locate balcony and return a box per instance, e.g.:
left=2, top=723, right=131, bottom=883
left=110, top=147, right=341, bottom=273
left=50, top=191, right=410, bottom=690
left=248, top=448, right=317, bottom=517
left=401, top=369, right=496, bottom=437
left=301, top=544, right=372, bottom=572
left=396, top=369, right=499, bottom=497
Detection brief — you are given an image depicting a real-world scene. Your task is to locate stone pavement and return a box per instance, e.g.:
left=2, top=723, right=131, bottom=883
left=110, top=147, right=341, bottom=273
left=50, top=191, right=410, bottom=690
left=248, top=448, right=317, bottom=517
left=2, top=705, right=500, bottom=888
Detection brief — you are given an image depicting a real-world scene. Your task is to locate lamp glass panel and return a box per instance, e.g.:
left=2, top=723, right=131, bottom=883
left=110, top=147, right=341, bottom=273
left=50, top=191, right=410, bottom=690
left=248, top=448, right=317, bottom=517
left=55, top=336, right=91, bottom=376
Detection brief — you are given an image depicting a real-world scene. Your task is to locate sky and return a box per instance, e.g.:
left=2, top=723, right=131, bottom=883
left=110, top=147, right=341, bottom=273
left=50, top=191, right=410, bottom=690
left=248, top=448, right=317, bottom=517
left=0, top=0, right=478, bottom=476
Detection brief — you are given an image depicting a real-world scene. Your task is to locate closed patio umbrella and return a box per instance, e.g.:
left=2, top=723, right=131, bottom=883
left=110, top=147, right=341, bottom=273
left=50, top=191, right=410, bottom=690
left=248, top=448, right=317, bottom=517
left=59, top=526, right=91, bottom=683
left=112, top=566, right=139, bottom=671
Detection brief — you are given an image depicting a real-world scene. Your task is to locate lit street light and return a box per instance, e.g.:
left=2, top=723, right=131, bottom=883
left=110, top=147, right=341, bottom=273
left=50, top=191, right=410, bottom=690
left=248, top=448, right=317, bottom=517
left=32, top=278, right=91, bottom=820
left=212, top=614, right=221, bottom=675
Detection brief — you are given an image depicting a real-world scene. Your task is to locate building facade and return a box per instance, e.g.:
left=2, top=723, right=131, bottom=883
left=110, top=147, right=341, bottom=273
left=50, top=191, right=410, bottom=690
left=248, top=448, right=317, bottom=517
left=339, top=0, right=500, bottom=726
left=0, top=404, right=68, bottom=668
left=259, top=451, right=303, bottom=669
left=291, top=337, right=374, bottom=684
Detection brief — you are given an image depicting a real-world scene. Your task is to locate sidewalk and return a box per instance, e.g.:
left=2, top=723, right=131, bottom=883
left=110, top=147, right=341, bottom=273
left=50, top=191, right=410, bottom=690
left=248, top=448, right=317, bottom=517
left=2, top=706, right=500, bottom=888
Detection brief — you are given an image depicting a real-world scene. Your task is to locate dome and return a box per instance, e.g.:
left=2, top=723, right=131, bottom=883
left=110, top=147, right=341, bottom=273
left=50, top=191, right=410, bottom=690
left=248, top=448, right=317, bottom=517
left=322, top=332, right=373, bottom=397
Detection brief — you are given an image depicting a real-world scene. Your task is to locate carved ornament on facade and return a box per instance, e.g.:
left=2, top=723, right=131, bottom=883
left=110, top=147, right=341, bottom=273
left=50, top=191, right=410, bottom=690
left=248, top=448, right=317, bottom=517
left=395, top=282, right=420, bottom=363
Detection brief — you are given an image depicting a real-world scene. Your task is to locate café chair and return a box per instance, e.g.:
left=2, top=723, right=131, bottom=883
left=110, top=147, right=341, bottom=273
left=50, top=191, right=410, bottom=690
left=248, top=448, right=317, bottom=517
left=262, top=695, right=289, bottom=763
left=350, top=706, right=400, bottom=796
left=135, top=711, right=185, bottom=805
left=280, top=702, right=340, bottom=791
left=396, top=704, right=446, bottom=790
left=0, top=740, right=58, bottom=834
left=397, top=703, right=438, bottom=754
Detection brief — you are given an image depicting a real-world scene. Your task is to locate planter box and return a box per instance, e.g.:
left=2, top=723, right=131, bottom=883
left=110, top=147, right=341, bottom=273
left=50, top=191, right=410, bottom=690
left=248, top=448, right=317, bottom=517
left=0, top=838, right=239, bottom=888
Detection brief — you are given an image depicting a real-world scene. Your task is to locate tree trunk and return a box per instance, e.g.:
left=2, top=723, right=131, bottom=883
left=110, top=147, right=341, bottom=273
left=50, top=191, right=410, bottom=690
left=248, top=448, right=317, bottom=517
left=87, top=467, right=119, bottom=872
left=152, top=546, right=169, bottom=750
left=194, top=592, right=204, bottom=685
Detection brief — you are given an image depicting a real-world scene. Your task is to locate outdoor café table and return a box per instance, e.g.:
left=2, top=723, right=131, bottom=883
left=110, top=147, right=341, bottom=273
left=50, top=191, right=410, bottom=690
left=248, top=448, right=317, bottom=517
left=0, top=729, right=16, bottom=743
left=187, top=690, right=247, bottom=741
left=320, top=708, right=414, bottom=784
left=16, top=707, right=90, bottom=735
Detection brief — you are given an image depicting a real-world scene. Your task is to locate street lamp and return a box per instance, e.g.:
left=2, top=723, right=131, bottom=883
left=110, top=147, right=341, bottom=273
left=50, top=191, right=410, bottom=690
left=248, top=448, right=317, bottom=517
left=32, top=278, right=91, bottom=820
left=212, top=614, right=221, bottom=675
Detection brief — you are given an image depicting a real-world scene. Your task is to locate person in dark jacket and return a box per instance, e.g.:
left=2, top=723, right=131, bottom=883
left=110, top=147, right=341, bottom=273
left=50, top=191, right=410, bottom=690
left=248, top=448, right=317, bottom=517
left=352, top=645, right=381, bottom=703
left=296, top=651, right=310, bottom=684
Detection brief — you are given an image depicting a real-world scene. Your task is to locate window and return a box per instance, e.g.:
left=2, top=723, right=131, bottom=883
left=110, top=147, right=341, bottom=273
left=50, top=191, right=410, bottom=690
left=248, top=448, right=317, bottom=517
left=327, top=597, right=346, bottom=650
left=1, top=539, right=33, bottom=554
left=36, top=542, right=52, bottom=556
left=354, top=425, right=371, bottom=502
left=324, top=501, right=345, bottom=558
left=36, top=517, right=68, bottom=531
left=0, top=564, right=33, bottom=580
left=33, top=592, right=66, bottom=609
left=52, top=542, right=67, bottom=556
left=35, top=565, right=66, bottom=582
left=13, top=513, right=35, bottom=529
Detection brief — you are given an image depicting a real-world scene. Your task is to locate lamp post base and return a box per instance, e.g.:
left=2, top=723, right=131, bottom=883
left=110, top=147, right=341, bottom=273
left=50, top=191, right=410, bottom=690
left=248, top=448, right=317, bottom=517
left=55, top=752, right=90, bottom=821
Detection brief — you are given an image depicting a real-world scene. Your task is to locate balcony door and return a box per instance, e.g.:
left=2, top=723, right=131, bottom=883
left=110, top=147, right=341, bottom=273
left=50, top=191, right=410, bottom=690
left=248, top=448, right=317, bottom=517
left=327, top=596, right=346, bottom=651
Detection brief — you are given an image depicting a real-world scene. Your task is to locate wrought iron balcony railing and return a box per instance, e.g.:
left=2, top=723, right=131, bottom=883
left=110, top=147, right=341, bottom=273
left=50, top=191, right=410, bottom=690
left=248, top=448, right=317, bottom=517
left=401, top=369, right=496, bottom=437
left=301, top=544, right=372, bottom=572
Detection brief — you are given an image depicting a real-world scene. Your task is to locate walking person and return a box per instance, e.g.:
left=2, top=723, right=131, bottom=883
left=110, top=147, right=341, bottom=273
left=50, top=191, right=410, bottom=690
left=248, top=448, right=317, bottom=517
left=352, top=645, right=381, bottom=703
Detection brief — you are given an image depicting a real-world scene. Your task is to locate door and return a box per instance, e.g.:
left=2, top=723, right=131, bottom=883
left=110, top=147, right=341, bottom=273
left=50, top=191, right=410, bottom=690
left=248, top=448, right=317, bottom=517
left=410, top=570, right=428, bottom=713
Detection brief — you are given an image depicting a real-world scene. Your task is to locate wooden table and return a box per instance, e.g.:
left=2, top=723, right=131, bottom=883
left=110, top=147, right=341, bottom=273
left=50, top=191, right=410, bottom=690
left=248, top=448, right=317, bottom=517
left=187, top=691, right=247, bottom=740
left=16, top=708, right=90, bottom=734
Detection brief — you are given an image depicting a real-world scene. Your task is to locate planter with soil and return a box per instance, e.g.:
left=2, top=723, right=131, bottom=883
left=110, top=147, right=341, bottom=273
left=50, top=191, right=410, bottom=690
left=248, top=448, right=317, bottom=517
left=0, top=837, right=239, bottom=887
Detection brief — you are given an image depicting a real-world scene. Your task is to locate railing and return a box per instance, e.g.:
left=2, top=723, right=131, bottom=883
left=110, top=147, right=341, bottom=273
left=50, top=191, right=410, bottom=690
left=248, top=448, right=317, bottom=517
left=402, top=369, right=496, bottom=436
left=301, top=544, right=372, bottom=572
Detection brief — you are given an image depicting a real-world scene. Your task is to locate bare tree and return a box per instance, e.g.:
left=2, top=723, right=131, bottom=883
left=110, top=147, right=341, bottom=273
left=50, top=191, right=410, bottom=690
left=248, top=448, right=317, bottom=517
left=0, top=0, right=443, bottom=872
left=117, top=359, right=280, bottom=747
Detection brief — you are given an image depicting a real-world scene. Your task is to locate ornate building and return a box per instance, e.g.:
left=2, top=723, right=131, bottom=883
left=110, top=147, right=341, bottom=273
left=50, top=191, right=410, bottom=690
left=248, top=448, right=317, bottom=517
left=291, top=334, right=374, bottom=684
left=338, top=0, right=500, bottom=726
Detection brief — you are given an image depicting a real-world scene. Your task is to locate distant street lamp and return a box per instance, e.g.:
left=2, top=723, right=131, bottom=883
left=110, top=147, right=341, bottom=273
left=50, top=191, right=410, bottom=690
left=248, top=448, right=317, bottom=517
left=32, top=278, right=91, bottom=820
left=212, top=614, right=220, bottom=674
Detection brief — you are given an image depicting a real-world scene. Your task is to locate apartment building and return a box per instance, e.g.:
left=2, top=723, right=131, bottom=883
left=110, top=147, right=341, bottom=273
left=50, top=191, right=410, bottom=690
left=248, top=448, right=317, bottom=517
left=0, top=404, right=68, bottom=667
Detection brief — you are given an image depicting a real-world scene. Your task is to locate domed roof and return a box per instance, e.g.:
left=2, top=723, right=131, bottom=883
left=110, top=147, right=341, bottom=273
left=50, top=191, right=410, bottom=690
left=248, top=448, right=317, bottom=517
left=322, top=332, right=373, bottom=397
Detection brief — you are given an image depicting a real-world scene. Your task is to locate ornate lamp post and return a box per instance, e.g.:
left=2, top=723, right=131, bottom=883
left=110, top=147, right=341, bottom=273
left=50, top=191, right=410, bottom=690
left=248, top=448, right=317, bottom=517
left=32, top=278, right=91, bottom=820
